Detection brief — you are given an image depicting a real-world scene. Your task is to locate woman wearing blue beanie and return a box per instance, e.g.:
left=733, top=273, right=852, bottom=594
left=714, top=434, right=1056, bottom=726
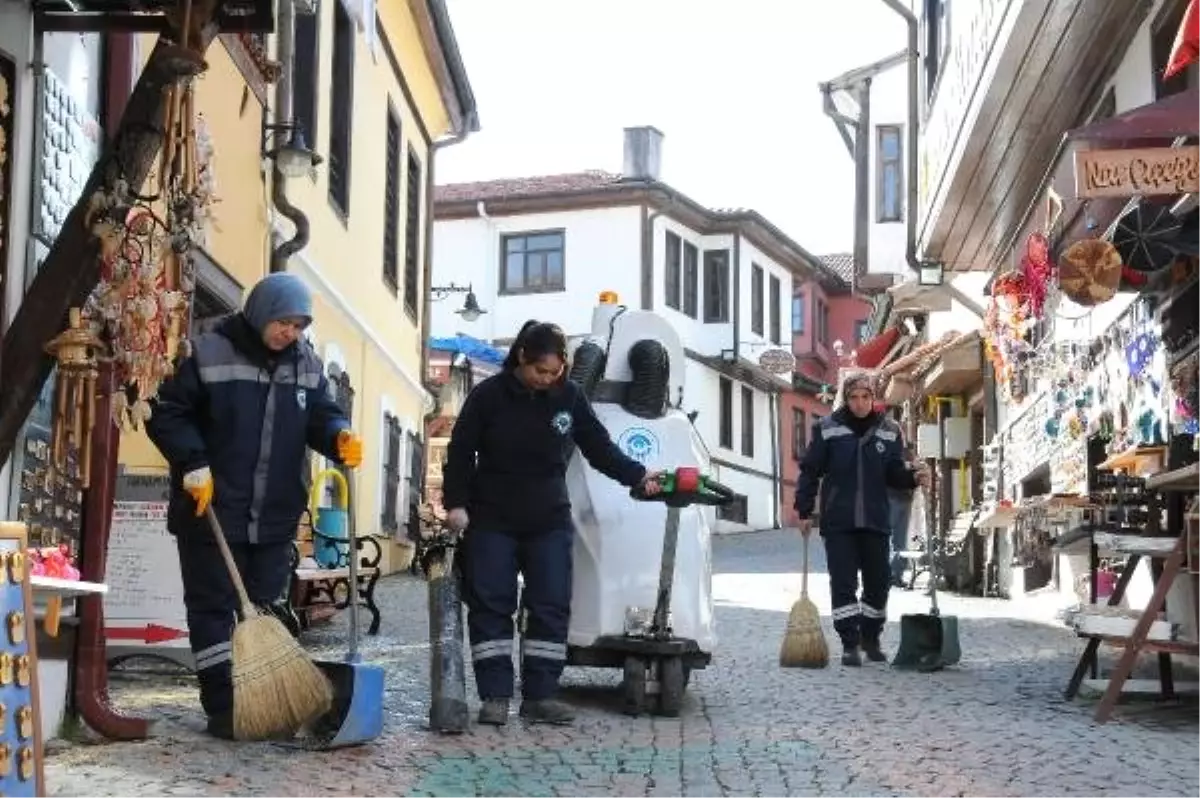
left=146, top=272, right=364, bottom=739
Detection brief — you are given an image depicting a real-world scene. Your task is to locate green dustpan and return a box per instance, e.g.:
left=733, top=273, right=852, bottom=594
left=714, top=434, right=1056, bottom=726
left=893, top=483, right=961, bottom=672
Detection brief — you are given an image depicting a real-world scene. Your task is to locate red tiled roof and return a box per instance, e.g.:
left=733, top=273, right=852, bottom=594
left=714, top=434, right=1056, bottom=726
left=434, top=171, right=625, bottom=203
left=819, top=252, right=856, bottom=284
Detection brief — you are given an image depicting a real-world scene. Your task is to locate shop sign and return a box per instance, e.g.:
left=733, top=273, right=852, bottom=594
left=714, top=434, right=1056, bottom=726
left=1074, top=146, right=1200, bottom=199
left=758, top=348, right=797, bottom=374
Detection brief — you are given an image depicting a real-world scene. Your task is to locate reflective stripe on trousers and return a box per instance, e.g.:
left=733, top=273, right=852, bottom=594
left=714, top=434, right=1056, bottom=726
left=522, top=638, right=567, bottom=662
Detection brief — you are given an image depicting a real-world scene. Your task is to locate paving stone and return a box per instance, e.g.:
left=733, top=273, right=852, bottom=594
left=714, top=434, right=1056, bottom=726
left=42, top=529, right=1199, bottom=797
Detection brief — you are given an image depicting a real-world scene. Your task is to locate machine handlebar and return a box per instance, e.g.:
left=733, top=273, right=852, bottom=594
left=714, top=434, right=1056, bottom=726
left=630, top=467, right=738, bottom=508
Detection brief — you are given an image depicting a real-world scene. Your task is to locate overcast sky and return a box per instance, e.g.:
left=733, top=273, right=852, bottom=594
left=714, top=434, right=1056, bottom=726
left=436, top=0, right=910, bottom=257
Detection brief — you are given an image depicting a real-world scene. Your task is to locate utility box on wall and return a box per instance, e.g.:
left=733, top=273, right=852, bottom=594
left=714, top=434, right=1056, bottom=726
left=916, top=418, right=972, bottom=459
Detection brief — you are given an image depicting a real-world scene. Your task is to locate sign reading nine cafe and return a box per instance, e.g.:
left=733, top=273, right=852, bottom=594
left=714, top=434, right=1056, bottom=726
left=1074, top=145, right=1200, bottom=199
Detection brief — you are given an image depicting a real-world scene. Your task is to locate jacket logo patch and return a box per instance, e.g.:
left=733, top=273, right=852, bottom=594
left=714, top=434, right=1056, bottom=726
left=551, top=410, right=573, bottom=436
left=875, top=441, right=885, bottom=454
left=296, top=389, right=307, bottom=410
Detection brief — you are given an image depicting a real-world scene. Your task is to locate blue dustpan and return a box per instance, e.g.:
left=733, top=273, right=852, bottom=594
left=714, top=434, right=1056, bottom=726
left=308, top=468, right=386, bottom=748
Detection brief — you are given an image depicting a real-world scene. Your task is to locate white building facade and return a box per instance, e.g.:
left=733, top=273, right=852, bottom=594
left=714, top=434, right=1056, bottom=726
left=432, top=128, right=823, bottom=532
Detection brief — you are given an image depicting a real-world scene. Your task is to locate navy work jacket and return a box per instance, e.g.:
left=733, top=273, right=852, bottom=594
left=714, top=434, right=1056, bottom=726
left=146, top=315, right=350, bottom=544
left=794, top=408, right=918, bottom=535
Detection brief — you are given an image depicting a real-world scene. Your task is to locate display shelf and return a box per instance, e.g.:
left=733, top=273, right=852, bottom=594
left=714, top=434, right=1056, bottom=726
left=1146, top=463, right=1200, bottom=492
left=28, top=577, right=106, bottom=598
left=1097, top=445, right=1167, bottom=474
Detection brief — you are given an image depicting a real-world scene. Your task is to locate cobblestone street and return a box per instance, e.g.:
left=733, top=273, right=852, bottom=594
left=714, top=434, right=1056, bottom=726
left=47, top=529, right=1199, bottom=797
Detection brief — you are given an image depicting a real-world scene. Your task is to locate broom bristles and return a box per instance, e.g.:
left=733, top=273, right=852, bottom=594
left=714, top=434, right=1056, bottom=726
left=231, top=611, right=333, bottom=740
left=779, top=595, right=829, bottom=668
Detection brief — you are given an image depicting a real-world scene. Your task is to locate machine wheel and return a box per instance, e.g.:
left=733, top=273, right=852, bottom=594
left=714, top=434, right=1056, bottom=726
left=622, top=656, right=648, bottom=717
left=657, top=656, right=685, bottom=717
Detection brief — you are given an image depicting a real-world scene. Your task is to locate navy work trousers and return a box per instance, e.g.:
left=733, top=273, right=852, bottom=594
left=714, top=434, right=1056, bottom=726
left=824, top=530, right=891, bottom=649
left=461, top=525, right=573, bottom=701
left=176, top=532, right=294, bottom=717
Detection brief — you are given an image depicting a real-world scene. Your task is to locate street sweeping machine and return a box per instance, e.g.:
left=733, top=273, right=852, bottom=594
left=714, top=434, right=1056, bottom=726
left=549, top=292, right=735, bottom=717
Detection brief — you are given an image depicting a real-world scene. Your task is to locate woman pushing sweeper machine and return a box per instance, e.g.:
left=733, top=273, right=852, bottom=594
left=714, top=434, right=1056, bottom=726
left=442, top=318, right=665, bottom=726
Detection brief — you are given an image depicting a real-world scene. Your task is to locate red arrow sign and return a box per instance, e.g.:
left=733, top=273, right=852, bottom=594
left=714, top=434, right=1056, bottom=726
left=105, top=624, right=188, bottom=644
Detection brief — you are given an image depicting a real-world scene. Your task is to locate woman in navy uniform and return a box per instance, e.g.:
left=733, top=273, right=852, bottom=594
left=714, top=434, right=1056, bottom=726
left=146, top=273, right=364, bottom=739
left=442, top=321, right=663, bottom=726
left=794, top=372, right=929, bottom=666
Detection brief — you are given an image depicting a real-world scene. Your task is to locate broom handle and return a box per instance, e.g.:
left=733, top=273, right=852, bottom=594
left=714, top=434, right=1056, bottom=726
left=340, top=463, right=360, bottom=661
left=801, top=533, right=809, bottom=598
left=924, top=473, right=940, bottom=616
left=205, top=507, right=256, bottom=616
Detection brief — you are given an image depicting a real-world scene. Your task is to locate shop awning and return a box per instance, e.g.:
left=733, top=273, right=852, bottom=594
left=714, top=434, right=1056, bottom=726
left=1066, top=88, right=1199, bottom=147
left=428, top=334, right=506, bottom=366
left=853, top=326, right=903, bottom=369
left=1038, top=89, right=1200, bottom=267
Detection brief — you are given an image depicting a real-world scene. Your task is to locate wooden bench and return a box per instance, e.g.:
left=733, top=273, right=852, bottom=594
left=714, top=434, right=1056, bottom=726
left=285, top=531, right=384, bottom=638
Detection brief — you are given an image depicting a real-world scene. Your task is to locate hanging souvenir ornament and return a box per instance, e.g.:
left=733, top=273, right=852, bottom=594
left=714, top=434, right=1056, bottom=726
left=1125, top=331, right=1159, bottom=379
left=818, top=383, right=836, bottom=404
left=1020, top=232, right=1054, bottom=318
left=1059, top=239, right=1122, bottom=306
left=83, top=61, right=215, bottom=432
left=43, top=308, right=105, bottom=488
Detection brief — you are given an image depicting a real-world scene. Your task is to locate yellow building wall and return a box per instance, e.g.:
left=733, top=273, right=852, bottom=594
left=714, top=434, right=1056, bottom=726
left=119, top=3, right=464, bottom=576
left=283, top=35, right=425, bottom=373
left=277, top=1, right=466, bottom=572
left=119, top=36, right=270, bottom=473
left=378, top=0, right=453, bottom=140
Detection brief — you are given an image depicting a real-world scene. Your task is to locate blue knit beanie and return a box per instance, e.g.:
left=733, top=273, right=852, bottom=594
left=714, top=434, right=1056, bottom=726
left=242, top=273, right=313, bottom=333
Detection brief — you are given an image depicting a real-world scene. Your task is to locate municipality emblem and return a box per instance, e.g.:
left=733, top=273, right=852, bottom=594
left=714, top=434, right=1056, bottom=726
left=551, top=410, right=573, bottom=436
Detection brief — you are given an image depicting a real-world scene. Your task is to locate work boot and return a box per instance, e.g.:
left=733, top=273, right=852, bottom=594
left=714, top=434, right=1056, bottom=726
left=519, top=698, right=575, bottom=725
left=841, top=646, right=863, bottom=667
left=205, top=712, right=235, bottom=740
left=477, top=698, right=510, bottom=726
left=862, top=639, right=889, bottom=663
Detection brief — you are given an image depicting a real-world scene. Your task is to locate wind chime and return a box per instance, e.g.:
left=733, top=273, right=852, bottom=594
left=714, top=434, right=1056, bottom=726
left=43, top=308, right=105, bottom=488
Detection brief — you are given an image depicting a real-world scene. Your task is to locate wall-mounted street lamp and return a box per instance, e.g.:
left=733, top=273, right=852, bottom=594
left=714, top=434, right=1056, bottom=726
left=917, top=260, right=945, bottom=287
left=431, top=282, right=487, bottom=323
left=263, top=119, right=322, bottom=272
left=262, top=121, right=323, bottom=178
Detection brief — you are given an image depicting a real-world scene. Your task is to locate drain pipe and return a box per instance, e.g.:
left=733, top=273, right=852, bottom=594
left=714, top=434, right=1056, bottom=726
left=769, top=390, right=781, bottom=528
left=270, top=0, right=311, bottom=272
left=878, top=0, right=984, bottom=320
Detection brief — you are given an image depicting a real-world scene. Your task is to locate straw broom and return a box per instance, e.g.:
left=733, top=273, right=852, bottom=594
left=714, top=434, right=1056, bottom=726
left=779, top=530, right=829, bottom=668
left=204, top=508, right=333, bottom=740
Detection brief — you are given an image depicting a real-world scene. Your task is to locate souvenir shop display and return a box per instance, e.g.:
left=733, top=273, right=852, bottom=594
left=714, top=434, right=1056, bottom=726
left=80, top=69, right=218, bottom=433
left=0, top=523, right=46, bottom=797
left=14, top=431, right=82, bottom=562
